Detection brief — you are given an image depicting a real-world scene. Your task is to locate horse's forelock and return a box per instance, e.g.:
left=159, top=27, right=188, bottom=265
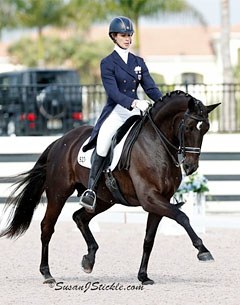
left=191, top=99, right=208, bottom=119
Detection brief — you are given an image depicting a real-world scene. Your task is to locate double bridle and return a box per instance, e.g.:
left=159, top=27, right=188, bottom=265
left=146, top=109, right=207, bottom=167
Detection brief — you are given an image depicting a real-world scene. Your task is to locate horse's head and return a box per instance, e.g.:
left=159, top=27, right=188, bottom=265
left=146, top=91, right=220, bottom=177
left=181, top=97, right=220, bottom=175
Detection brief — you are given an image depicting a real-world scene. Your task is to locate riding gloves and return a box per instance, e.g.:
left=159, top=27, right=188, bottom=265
left=132, top=99, right=151, bottom=112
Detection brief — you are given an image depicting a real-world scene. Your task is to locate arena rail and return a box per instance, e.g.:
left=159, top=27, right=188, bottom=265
left=0, top=134, right=239, bottom=218
left=1, top=83, right=240, bottom=135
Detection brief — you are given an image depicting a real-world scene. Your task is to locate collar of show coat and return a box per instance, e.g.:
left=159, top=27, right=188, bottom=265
left=112, top=47, right=138, bottom=78
left=114, top=44, right=129, bottom=63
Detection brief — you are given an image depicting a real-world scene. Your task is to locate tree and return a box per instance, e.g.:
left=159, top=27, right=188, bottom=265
left=0, top=0, right=18, bottom=39
left=14, top=0, right=66, bottom=65
left=8, top=36, right=112, bottom=83
left=12, top=0, right=108, bottom=66
left=7, top=0, right=113, bottom=83
left=220, top=0, right=233, bottom=83
left=102, top=0, right=206, bottom=53
left=63, top=0, right=107, bottom=30
left=220, top=0, right=235, bottom=131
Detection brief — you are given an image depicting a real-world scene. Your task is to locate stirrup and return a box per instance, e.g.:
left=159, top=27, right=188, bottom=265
left=79, top=189, right=96, bottom=211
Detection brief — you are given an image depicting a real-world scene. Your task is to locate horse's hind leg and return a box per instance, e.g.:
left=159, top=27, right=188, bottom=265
left=72, top=199, right=112, bottom=273
left=138, top=213, right=162, bottom=285
left=39, top=198, right=66, bottom=285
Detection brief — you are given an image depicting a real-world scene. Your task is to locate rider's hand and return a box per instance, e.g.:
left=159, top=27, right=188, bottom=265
left=132, top=99, right=150, bottom=112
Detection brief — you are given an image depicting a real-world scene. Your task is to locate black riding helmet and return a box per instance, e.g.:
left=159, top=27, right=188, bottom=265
left=109, top=16, right=134, bottom=40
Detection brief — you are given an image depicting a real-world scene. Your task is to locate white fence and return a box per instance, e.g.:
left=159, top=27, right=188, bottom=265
left=0, top=134, right=240, bottom=218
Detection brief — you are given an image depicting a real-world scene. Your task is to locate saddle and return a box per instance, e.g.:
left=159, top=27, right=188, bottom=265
left=103, top=114, right=146, bottom=206
left=104, top=115, right=144, bottom=170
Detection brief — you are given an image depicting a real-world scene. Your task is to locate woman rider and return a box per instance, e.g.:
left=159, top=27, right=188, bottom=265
left=80, top=16, right=163, bottom=210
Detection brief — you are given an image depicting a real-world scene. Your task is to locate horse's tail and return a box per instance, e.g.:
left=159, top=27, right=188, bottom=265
left=0, top=141, right=57, bottom=239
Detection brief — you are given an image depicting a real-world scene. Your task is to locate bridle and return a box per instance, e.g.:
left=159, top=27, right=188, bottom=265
left=146, top=109, right=208, bottom=167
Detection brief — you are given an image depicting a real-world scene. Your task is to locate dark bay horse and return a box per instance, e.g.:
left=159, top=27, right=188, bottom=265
left=0, top=91, right=219, bottom=285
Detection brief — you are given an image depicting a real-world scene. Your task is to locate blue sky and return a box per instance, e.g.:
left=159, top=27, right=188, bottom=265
left=186, top=0, right=239, bottom=25
left=141, top=0, right=240, bottom=26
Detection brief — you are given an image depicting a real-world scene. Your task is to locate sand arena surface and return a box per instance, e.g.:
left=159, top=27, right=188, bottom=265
left=1, top=216, right=240, bottom=305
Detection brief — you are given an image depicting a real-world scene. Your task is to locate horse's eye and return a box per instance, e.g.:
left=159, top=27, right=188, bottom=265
left=186, top=125, right=194, bottom=132
left=196, top=122, right=202, bottom=130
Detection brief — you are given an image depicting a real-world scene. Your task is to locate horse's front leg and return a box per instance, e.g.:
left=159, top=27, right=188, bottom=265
left=144, top=197, right=214, bottom=262
left=175, top=209, right=214, bottom=261
left=138, top=213, right=162, bottom=285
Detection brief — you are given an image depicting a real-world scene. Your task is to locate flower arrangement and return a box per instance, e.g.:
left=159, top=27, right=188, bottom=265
left=176, top=172, right=209, bottom=194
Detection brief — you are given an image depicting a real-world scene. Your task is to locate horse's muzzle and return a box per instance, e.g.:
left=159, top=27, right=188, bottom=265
left=183, top=161, right=198, bottom=176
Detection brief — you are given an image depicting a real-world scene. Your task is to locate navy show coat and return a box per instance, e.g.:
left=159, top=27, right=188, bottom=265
left=83, top=50, right=162, bottom=152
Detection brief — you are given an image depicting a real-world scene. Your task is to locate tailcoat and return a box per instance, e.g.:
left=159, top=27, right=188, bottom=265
left=83, top=50, right=162, bottom=151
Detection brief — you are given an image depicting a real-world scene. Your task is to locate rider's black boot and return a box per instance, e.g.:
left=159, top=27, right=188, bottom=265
left=79, top=153, right=105, bottom=210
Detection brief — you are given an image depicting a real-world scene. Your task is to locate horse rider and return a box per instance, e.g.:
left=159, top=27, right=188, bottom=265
left=80, top=16, right=163, bottom=210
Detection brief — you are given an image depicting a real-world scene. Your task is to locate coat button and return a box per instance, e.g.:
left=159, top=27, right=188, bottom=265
left=123, top=80, right=127, bottom=83
left=132, top=89, right=135, bottom=92
left=123, top=89, right=126, bottom=92
left=133, top=80, right=136, bottom=83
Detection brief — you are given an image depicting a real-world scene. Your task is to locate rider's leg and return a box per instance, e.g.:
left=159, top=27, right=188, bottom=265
left=80, top=108, right=123, bottom=210
left=79, top=152, right=105, bottom=209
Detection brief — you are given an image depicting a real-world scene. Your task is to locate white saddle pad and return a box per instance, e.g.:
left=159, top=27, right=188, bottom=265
left=77, top=128, right=132, bottom=171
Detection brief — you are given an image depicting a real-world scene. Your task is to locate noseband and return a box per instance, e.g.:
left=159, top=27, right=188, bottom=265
left=146, top=110, right=207, bottom=167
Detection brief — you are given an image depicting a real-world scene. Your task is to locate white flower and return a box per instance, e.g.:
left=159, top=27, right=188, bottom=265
left=176, top=172, right=209, bottom=194
left=134, top=66, right=141, bottom=74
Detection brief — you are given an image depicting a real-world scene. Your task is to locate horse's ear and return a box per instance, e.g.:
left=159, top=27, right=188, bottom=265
left=206, top=103, right=221, bottom=114
left=188, top=97, right=196, bottom=112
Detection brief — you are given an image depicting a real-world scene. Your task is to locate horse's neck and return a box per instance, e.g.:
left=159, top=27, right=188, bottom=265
left=151, top=98, right=187, bottom=137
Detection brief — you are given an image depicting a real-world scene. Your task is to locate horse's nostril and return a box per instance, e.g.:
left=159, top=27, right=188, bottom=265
left=184, top=166, right=189, bottom=173
left=183, top=163, right=198, bottom=176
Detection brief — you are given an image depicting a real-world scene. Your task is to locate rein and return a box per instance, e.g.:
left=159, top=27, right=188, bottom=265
left=146, top=109, right=203, bottom=167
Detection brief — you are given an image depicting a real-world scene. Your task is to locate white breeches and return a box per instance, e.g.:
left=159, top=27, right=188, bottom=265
left=96, top=104, right=140, bottom=157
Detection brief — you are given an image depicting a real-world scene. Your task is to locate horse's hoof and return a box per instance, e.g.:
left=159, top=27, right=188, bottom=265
left=138, top=274, right=154, bottom=285
left=81, top=255, right=93, bottom=273
left=198, top=252, right=214, bottom=262
left=43, top=277, right=56, bottom=287
left=142, top=278, right=154, bottom=285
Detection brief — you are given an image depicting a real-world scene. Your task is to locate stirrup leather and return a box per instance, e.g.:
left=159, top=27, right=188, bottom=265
left=79, top=189, right=96, bottom=210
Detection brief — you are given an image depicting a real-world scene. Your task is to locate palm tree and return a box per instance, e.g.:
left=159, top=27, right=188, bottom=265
left=220, top=0, right=235, bottom=131
left=14, top=0, right=66, bottom=65
left=64, top=0, right=107, bottom=30
left=221, top=0, right=233, bottom=83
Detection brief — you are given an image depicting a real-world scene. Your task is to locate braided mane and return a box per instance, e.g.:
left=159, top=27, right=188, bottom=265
left=155, top=90, right=207, bottom=118
left=160, top=90, right=193, bottom=102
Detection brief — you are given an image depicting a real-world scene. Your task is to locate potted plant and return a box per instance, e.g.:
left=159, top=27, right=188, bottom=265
left=161, top=172, right=209, bottom=235
left=176, top=172, right=209, bottom=196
